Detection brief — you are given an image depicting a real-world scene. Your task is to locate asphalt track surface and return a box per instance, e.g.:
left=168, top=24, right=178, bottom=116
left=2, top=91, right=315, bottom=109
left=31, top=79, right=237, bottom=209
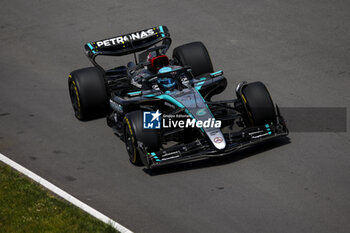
left=1, top=1, right=350, bottom=232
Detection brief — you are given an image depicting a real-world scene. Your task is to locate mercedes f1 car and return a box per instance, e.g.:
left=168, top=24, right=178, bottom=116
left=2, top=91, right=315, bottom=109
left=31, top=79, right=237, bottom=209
left=68, top=26, right=288, bottom=169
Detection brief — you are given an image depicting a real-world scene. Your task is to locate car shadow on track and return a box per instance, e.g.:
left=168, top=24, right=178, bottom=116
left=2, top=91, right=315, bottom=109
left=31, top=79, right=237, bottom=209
left=144, top=137, right=291, bottom=176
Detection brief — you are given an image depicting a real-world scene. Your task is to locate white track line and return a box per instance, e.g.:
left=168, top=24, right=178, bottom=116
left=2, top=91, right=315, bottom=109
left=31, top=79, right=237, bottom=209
left=0, top=153, right=133, bottom=233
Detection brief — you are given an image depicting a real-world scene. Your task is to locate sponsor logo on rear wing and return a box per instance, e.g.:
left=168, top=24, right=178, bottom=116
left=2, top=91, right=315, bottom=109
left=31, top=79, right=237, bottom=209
left=96, top=29, right=155, bottom=48
left=84, top=26, right=169, bottom=57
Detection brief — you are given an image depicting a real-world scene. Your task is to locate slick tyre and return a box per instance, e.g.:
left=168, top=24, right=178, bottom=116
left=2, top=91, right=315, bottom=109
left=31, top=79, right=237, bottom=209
left=68, top=67, right=108, bottom=121
left=123, top=111, right=160, bottom=166
left=241, top=82, right=277, bottom=126
left=173, top=41, right=214, bottom=77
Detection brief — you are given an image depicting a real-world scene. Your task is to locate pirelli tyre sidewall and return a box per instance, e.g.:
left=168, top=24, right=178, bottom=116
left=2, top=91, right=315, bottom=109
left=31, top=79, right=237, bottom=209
left=172, top=41, right=214, bottom=77
left=124, top=115, right=140, bottom=165
left=68, top=67, right=108, bottom=121
left=123, top=111, right=160, bottom=166
left=240, top=81, right=277, bottom=126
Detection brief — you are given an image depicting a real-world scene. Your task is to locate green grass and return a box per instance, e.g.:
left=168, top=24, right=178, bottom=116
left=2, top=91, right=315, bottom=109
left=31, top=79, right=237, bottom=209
left=0, top=162, right=119, bottom=233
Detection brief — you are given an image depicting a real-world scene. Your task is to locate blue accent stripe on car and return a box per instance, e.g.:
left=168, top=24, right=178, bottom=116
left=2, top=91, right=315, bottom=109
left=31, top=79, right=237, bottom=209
left=195, top=81, right=205, bottom=90
left=159, top=26, right=165, bottom=38
left=184, top=109, right=194, bottom=119
left=210, top=70, right=222, bottom=76
left=144, top=94, right=155, bottom=97
left=127, top=91, right=142, bottom=95
left=155, top=95, right=185, bottom=108
left=200, top=77, right=207, bottom=81
left=87, top=43, right=96, bottom=54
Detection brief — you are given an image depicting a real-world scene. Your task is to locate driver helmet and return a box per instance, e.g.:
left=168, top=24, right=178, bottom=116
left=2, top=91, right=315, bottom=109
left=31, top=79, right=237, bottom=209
left=157, top=67, right=176, bottom=91
left=148, top=51, right=169, bottom=71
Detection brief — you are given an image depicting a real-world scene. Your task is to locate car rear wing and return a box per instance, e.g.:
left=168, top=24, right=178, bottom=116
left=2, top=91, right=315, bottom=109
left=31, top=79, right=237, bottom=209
left=84, top=26, right=171, bottom=68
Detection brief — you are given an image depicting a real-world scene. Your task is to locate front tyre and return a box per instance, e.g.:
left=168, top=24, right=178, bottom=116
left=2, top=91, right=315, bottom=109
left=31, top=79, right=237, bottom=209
left=123, top=111, right=161, bottom=166
left=123, top=115, right=142, bottom=165
left=240, top=82, right=277, bottom=126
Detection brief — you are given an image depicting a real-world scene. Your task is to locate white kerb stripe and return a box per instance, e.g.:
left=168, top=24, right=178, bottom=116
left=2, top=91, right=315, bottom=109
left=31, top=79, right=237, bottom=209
left=0, top=153, right=133, bottom=233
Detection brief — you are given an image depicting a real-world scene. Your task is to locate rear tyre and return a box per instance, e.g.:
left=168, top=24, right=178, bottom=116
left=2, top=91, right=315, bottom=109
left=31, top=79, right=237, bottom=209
left=173, top=41, right=214, bottom=77
left=241, top=82, right=276, bottom=126
left=123, top=111, right=161, bottom=166
left=68, top=67, right=108, bottom=121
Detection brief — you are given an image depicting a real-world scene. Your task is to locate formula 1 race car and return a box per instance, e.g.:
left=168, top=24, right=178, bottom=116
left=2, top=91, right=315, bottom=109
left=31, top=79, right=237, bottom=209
left=68, top=26, right=288, bottom=169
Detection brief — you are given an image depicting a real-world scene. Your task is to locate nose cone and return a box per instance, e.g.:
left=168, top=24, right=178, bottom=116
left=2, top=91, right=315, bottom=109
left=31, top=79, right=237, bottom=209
left=207, top=129, right=226, bottom=150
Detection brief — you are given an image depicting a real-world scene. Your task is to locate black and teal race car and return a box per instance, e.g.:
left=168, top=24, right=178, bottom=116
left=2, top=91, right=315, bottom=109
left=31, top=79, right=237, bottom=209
left=68, top=26, right=288, bottom=169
